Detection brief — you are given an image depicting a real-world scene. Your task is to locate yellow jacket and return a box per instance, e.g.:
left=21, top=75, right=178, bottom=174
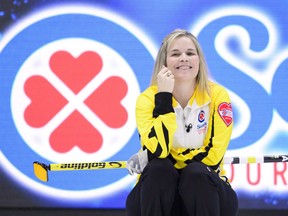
left=135, top=81, right=233, bottom=176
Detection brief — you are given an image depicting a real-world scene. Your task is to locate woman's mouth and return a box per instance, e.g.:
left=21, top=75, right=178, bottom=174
left=176, top=65, right=192, bottom=70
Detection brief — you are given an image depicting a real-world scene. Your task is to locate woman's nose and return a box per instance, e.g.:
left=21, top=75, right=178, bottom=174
left=180, top=53, right=188, bottom=62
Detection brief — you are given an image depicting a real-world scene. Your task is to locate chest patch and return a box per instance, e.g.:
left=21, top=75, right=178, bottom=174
left=218, top=102, right=233, bottom=126
left=198, top=110, right=205, bottom=123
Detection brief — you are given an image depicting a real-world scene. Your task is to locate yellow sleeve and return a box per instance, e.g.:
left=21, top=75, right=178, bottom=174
left=173, top=84, right=233, bottom=170
left=136, top=87, right=177, bottom=158
left=201, top=85, right=233, bottom=168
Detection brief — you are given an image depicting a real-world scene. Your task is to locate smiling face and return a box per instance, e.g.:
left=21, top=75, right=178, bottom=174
left=166, top=36, right=200, bottom=83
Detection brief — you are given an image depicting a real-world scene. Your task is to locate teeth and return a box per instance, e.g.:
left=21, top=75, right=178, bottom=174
left=177, top=66, right=191, bottom=69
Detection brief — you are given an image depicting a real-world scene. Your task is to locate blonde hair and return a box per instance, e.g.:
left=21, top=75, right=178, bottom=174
left=150, top=29, right=210, bottom=95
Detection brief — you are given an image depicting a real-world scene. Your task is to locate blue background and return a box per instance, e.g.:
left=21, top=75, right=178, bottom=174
left=1, top=0, right=288, bottom=210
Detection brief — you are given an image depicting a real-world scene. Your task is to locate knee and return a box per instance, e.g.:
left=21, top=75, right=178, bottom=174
left=143, top=158, right=178, bottom=185
left=145, top=158, right=175, bottom=174
left=180, top=162, right=215, bottom=187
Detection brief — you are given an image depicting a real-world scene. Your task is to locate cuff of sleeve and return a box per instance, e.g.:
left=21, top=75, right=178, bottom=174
left=153, top=92, right=174, bottom=117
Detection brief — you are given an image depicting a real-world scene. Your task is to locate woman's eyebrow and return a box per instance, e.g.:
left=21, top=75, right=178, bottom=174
left=169, top=48, right=196, bottom=52
left=187, top=48, right=197, bottom=52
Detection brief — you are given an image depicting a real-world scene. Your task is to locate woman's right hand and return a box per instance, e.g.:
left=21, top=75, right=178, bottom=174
left=157, top=66, right=174, bottom=93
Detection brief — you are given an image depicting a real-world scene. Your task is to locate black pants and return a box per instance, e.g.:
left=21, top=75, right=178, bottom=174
left=126, top=158, right=238, bottom=216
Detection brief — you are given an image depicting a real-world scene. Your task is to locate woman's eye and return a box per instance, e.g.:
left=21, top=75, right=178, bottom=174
left=170, top=52, right=196, bottom=57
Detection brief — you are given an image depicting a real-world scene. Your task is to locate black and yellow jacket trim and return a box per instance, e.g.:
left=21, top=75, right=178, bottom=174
left=135, top=81, right=233, bottom=177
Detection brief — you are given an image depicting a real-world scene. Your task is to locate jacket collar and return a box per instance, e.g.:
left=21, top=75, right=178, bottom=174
left=172, top=84, right=211, bottom=109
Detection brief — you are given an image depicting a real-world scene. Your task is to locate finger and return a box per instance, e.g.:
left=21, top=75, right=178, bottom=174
left=166, top=72, right=172, bottom=77
left=159, top=70, right=172, bottom=78
left=161, top=66, right=172, bottom=77
left=159, top=66, right=169, bottom=75
left=127, top=161, right=135, bottom=175
left=135, top=164, right=141, bottom=174
left=127, top=166, right=134, bottom=175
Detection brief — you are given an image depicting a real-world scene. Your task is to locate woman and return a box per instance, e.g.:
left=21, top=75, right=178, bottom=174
left=126, top=29, right=238, bottom=216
